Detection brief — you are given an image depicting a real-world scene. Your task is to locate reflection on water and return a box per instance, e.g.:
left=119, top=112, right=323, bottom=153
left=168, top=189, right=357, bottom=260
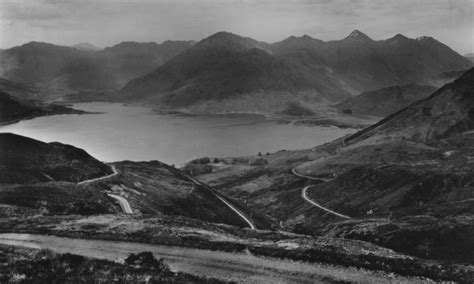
left=0, top=103, right=355, bottom=165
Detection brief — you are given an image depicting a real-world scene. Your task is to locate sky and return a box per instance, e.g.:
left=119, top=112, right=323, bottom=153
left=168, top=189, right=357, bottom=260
left=1, top=0, right=473, bottom=54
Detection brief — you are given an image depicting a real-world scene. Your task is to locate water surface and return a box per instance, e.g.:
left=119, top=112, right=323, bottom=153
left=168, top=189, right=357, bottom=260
left=0, top=103, right=355, bottom=165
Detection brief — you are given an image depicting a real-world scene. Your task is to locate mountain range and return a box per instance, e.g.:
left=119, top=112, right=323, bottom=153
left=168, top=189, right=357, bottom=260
left=0, top=40, right=195, bottom=97
left=120, top=31, right=471, bottom=110
left=0, top=31, right=470, bottom=112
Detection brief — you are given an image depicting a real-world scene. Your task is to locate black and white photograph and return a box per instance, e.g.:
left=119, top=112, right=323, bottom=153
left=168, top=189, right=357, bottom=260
left=0, top=0, right=473, bottom=282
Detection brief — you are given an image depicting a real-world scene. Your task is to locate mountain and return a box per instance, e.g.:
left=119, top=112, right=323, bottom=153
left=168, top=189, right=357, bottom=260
left=0, top=40, right=194, bottom=96
left=0, top=42, right=85, bottom=85
left=347, top=67, right=474, bottom=144
left=120, top=32, right=355, bottom=108
left=273, top=31, right=471, bottom=93
left=72, top=42, right=101, bottom=52
left=120, top=32, right=305, bottom=106
left=336, top=84, right=437, bottom=116
left=120, top=31, right=471, bottom=111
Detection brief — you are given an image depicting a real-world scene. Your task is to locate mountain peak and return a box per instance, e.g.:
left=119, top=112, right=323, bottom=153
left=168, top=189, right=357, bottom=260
left=345, top=30, right=372, bottom=41
left=206, top=31, right=242, bottom=41
left=198, top=31, right=268, bottom=51
left=386, top=34, right=410, bottom=45
left=72, top=42, right=101, bottom=51
left=416, top=36, right=436, bottom=42
left=393, top=33, right=409, bottom=40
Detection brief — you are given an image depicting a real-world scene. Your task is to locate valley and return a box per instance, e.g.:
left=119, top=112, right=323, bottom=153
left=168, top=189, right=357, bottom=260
left=0, top=5, right=473, bottom=281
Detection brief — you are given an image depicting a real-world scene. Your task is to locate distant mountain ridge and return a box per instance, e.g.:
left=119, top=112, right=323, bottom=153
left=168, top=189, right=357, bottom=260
left=120, top=30, right=471, bottom=110
left=0, top=31, right=470, bottom=111
left=0, top=40, right=195, bottom=93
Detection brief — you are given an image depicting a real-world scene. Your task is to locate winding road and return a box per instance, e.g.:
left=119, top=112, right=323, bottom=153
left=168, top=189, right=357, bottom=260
left=78, top=165, right=119, bottom=185
left=77, top=165, right=133, bottom=214
left=107, top=194, right=133, bottom=214
left=186, top=175, right=257, bottom=230
left=292, top=167, right=351, bottom=219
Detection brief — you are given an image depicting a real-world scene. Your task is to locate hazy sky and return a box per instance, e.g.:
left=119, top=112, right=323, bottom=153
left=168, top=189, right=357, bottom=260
left=1, top=0, right=473, bottom=54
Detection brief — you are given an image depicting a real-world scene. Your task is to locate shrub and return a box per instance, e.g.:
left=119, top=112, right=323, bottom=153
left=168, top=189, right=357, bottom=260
left=125, top=252, right=169, bottom=273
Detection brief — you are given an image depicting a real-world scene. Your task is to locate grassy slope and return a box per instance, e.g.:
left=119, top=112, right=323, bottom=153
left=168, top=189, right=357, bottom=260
left=77, top=160, right=272, bottom=229
left=196, top=69, right=474, bottom=264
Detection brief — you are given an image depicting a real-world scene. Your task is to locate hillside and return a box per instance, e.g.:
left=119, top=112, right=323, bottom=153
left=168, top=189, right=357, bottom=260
left=195, top=69, right=474, bottom=264
left=346, top=67, right=474, bottom=144
left=0, top=133, right=268, bottom=229
left=0, top=77, right=38, bottom=101
left=120, top=31, right=471, bottom=112
left=0, top=90, right=85, bottom=124
left=336, top=84, right=437, bottom=116
left=0, top=133, right=112, bottom=184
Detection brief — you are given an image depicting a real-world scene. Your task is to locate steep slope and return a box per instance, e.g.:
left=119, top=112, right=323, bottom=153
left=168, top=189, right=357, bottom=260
left=336, top=84, right=437, bottom=116
left=270, top=35, right=357, bottom=100
left=0, top=133, right=112, bottom=184
left=346, top=67, right=474, bottom=144
left=120, top=32, right=302, bottom=106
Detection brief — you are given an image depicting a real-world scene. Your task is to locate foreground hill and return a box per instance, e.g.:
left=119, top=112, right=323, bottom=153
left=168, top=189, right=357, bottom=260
left=0, top=133, right=268, bottom=229
left=120, top=31, right=471, bottom=112
left=336, top=84, right=437, bottom=116
left=0, top=133, right=112, bottom=184
left=194, top=68, right=474, bottom=264
left=0, top=90, right=85, bottom=124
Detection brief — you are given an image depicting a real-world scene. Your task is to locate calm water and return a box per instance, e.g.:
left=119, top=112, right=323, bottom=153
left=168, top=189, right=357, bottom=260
left=0, top=103, right=355, bottom=165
